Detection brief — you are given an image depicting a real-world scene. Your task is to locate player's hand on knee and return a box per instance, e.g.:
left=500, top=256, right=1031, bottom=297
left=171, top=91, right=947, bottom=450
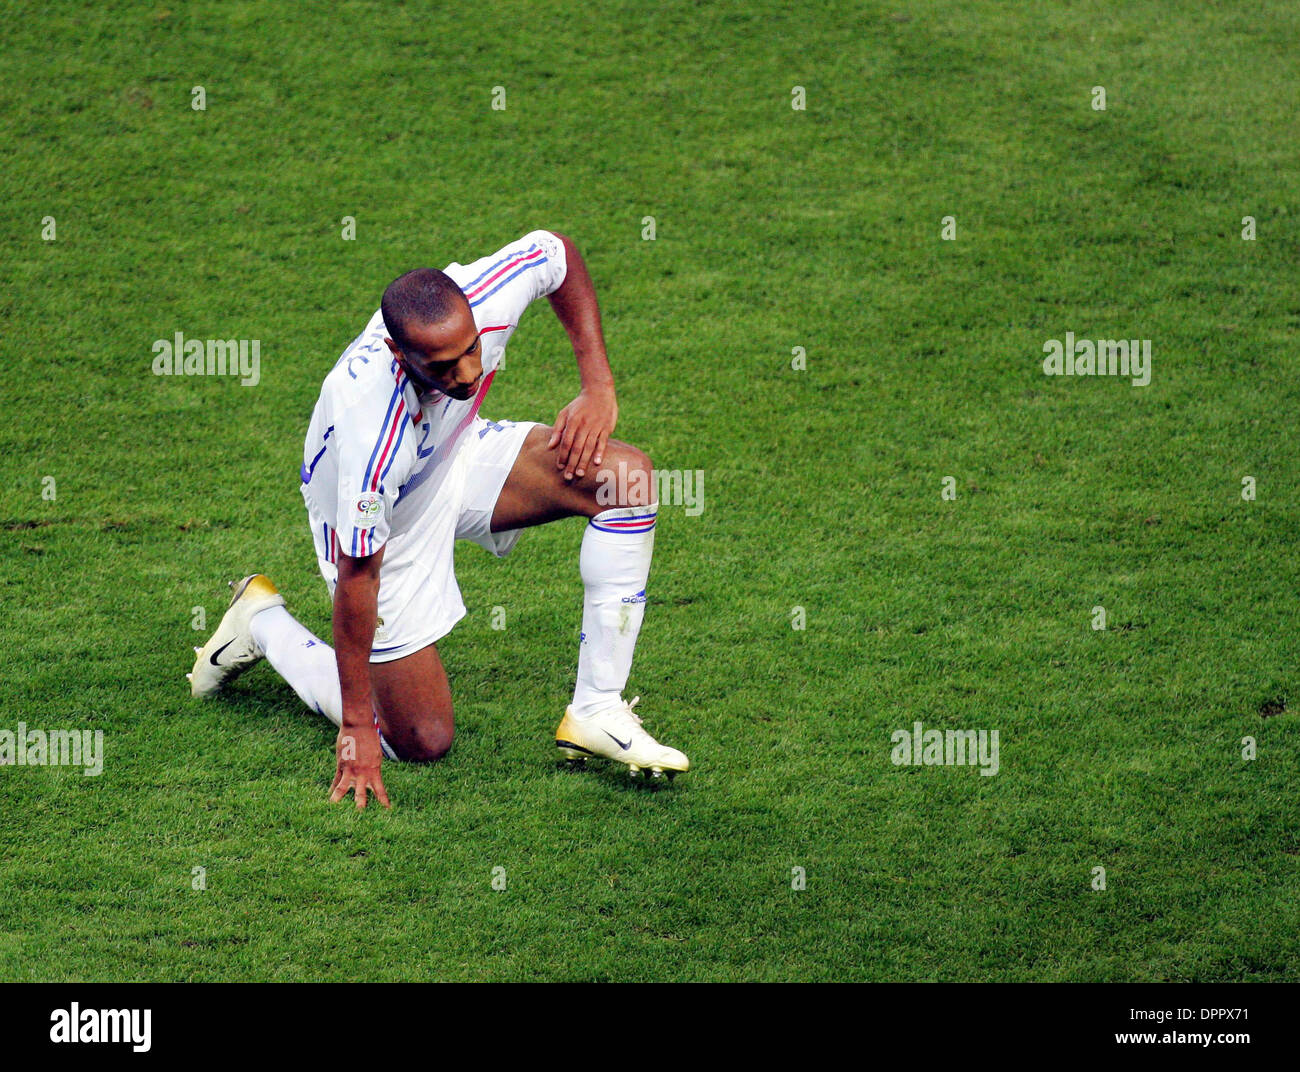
left=548, top=386, right=617, bottom=481
left=330, top=724, right=391, bottom=809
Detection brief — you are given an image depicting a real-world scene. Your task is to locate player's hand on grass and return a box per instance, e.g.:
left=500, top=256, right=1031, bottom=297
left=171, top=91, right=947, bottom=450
left=549, top=385, right=618, bottom=481
left=329, top=723, right=391, bottom=809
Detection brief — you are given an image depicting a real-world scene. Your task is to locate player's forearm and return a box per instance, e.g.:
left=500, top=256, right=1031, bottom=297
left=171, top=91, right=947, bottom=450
left=332, top=555, right=382, bottom=728
left=547, top=233, right=615, bottom=392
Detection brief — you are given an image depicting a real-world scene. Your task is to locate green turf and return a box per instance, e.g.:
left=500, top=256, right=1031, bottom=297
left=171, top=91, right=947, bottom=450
left=0, top=0, right=1297, bottom=981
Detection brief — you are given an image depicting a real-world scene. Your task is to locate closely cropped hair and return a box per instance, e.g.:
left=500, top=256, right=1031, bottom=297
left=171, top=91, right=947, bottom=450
left=381, top=268, right=468, bottom=351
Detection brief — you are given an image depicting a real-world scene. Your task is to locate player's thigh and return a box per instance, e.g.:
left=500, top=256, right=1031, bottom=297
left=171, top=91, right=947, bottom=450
left=369, top=643, right=455, bottom=762
left=491, top=424, right=654, bottom=531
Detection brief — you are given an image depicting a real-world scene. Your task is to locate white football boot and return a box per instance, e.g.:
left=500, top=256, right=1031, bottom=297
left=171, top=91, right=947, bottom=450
left=555, top=697, right=689, bottom=780
left=187, top=574, right=285, bottom=698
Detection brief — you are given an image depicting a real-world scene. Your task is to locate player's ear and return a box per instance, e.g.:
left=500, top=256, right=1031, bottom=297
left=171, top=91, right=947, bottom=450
left=382, top=337, right=402, bottom=360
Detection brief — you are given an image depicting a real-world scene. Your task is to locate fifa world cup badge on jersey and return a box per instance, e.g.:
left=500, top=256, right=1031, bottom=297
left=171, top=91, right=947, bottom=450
left=351, top=491, right=383, bottom=529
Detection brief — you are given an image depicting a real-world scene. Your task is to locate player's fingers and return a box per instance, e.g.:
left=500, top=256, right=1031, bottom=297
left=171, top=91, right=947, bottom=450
left=547, top=414, right=566, bottom=450
left=354, top=776, right=368, bottom=810
left=573, top=431, right=599, bottom=479
left=374, top=775, right=391, bottom=810
left=558, top=422, right=578, bottom=470
left=592, top=431, right=609, bottom=469
left=564, top=427, right=590, bottom=479
left=559, top=425, right=582, bottom=474
left=329, top=773, right=352, bottom=803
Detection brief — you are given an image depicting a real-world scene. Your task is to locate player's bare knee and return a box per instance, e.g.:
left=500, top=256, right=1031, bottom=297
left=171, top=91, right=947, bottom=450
left=398, top=723, right=454, bottom=764
left=595, top=444, right=655, bottom=509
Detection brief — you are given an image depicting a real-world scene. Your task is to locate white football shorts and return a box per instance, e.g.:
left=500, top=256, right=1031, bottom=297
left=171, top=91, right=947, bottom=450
left=307, top=416, right=537, bottom=662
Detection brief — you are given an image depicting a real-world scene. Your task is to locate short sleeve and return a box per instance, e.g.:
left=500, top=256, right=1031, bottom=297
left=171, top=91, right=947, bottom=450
left=332, top=381, right=413, bottom=558
left=525, top=229, right=569, bottom=298
left=453, top=229, right=569, bottom=325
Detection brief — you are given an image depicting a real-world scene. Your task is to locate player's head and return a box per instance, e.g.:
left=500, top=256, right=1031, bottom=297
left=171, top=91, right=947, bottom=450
left=381, top=268, right=483, bottom=401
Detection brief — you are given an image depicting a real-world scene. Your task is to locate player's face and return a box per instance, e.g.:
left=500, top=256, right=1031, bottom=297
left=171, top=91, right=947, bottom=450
left=386, top=304, right=483, bottom=401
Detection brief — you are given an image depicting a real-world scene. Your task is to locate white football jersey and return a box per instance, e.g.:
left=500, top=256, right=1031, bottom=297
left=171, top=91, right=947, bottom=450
left=300, top=229, right=568, bottom=562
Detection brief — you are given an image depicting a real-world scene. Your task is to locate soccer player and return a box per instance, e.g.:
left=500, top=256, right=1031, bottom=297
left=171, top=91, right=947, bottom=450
left=188, top=230, right=688, bottom=807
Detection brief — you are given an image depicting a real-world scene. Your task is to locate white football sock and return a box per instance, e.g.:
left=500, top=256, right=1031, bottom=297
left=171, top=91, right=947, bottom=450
left=570, top=503, right=657, bottom=720
left=250, top=604, right=397, bottom=758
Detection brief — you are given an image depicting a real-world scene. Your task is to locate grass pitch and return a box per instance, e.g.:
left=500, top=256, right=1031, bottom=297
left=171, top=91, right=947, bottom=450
left=0, top=0, right=1297, bottom=981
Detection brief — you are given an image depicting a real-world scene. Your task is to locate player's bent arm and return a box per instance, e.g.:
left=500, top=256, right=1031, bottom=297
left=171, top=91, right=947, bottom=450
left=544, top=232, right=619, bottom=479
left=333, top=546, right=384, bottom=728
